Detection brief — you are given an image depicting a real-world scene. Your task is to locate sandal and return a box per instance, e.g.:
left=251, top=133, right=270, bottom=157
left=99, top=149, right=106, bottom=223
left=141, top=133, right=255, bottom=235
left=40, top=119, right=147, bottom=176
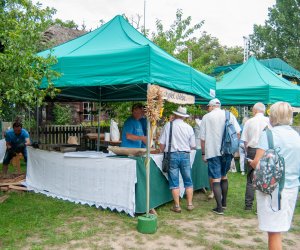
left=187, top=204, right=195, bottom=211
left=149, top=208, right=157, bottom=215
left=170, top=205, right=181, bottom=213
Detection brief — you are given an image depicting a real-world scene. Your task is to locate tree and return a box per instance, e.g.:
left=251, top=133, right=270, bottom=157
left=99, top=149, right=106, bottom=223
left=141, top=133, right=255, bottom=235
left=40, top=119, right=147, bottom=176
left=0, top=0, right=59, bottom=120
left=53, top=103, right=72, bottom=125
left=52, top=18, right=78, bottom=29
left=176, top=34, right=243, bottom=74
left=250, top=0, right=300, bottom=70
left=151, top=9, right=243, bottom=74
left=152, top=9, right=204, bottom=56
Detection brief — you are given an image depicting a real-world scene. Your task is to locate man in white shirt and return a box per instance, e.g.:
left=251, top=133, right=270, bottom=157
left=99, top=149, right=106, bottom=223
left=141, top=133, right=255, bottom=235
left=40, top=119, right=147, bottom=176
left=200, top=98, right=241, bottom=215
left=241, top=102, right=270, bottom=210
left=159, top=106, right=196, bottom=213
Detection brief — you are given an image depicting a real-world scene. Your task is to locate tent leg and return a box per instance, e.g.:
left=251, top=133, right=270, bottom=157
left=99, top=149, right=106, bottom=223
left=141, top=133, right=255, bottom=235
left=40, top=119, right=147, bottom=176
left=36, top=102, right=39, bottom=143
left=97, top=88, right=101, bottom=152
left=137, top=83, right=157, bottom=234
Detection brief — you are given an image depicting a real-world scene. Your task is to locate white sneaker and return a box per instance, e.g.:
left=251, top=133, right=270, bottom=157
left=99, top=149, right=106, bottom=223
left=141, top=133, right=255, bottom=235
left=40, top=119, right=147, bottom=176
left=208, top=192, right=214, bottom=199
left=241, top=171, right=245, bottom=176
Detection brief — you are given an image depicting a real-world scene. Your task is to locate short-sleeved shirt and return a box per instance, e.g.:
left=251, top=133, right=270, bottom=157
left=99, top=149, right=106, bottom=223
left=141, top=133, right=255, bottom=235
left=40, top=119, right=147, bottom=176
left=241, top=113, right=270, bottom=148
left=5, top=128, right=29, bottom=148
left=121, top=117, right=144, bottom=148
left=140, top=117, right=147, bottom=136
left=200, top=108, right=241, bottom=159
left=258, top=125, right=300, bottom=189
left=159, top=119, right=196, bottom=152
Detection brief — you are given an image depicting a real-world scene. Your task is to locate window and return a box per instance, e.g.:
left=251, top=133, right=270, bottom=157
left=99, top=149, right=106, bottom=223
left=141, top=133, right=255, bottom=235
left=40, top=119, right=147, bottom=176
left=83, top=102, right=92, bottom=121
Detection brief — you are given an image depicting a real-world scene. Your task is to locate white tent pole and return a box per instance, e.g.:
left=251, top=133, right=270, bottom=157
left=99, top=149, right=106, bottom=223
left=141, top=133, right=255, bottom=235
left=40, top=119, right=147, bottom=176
left=36, top=101, right=39, bottom=142
left=146, top=83, right=151, bottom=216
left=97, top=87, right=101, bottom=152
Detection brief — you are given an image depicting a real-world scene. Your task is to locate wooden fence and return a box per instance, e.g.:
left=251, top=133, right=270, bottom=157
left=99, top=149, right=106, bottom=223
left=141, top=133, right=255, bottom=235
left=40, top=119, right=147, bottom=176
left=25, top=125, right=300, bottom=146
left=30, top=125, right=84, bottom=145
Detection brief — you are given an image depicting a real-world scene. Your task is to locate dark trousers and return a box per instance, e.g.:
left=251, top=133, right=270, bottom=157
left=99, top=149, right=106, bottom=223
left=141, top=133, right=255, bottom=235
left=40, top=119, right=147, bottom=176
left=3, top=146, right=27, bottom=165
left=245, top=147, right=257, bottom=208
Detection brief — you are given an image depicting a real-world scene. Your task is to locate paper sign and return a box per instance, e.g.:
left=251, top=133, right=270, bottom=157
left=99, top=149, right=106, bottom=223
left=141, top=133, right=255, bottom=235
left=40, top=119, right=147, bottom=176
left=158, top=86, right=195, bottom=104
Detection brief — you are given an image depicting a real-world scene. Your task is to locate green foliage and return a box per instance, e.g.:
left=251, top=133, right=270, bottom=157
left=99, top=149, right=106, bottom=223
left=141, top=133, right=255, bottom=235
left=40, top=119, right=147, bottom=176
left=102, top=102, right=136, bottom=126
left=250, top=0, right=300, bottom=70
left=162, top=102, right=207, bottom=127
left=293, top=113, right=300, bottom=126
left=53, top=103, right=72, bottom=125
left=52, top=18, right=78, bottom=29
left=178, top=35, right=243, bottom=74
left=22, top=116, right=36, bottom=130
left=0, top=0, right=60, bottom=120
left=151, top=9, right=243, bottom=74
left=152, top=9, right=204, bottom=56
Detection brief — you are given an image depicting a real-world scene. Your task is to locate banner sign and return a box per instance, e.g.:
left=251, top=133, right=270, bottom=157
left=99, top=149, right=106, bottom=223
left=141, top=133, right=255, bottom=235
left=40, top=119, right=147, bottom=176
left=210, top=89, right=216, bottom=98
left=158, top=86, right=195, bottom=104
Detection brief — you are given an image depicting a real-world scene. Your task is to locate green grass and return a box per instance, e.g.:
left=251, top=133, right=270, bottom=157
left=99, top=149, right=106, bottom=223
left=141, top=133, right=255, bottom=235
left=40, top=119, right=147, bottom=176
left=0, top=162, right=299, bottom=249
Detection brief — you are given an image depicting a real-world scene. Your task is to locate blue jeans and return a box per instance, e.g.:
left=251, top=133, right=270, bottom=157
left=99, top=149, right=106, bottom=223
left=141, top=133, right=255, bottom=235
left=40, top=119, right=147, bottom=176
left=168, top=152, right=193, bottom=189
left=207, top=154, right=233, bottom=179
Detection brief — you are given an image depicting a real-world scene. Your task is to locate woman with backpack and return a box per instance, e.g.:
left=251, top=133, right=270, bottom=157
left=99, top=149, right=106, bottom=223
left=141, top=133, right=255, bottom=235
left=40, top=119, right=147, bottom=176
left=250, top=102, right=300, bottom=250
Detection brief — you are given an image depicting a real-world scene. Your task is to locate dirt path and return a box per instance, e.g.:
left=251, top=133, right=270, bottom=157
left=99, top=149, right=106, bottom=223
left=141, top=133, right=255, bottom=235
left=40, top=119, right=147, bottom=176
left=39, top=214, right=299, bottom=250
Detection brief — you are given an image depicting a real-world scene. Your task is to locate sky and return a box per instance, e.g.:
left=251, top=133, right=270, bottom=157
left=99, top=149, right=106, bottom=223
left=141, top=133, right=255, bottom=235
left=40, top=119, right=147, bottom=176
left=32, top=0, right=276, bottom=47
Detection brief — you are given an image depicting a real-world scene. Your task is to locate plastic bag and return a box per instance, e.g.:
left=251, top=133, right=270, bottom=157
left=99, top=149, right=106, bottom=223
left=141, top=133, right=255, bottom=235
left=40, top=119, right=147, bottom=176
left=110, top=119, right=120, bottom=142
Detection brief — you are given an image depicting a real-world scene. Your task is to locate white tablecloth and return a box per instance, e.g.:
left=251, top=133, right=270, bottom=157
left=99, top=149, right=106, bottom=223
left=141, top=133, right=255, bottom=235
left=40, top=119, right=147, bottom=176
left=151, top=150, right=196, bottom=197
left=25, top=147, right=137, bottom=216
left=0, top=139, right=6, bottom=163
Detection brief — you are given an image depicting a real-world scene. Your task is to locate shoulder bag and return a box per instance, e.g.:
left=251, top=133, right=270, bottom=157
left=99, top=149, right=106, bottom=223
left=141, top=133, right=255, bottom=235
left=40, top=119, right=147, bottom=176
left=162, top=122, right=173, bottom=173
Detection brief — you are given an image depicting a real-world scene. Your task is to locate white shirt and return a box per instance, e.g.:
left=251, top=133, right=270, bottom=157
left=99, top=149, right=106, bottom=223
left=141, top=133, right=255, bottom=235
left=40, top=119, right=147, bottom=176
left=159, top=118, right=196, bottom=152
left=241, top=113, right=270, bottom=148
left=200, top=108, right=241, bottom=159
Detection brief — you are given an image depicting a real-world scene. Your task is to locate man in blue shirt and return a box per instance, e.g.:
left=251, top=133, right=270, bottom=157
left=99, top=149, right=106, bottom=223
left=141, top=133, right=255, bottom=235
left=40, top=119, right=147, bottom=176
left=121, top=103, right=147, bottom=148
left=2, top=121, right=31, bottom=176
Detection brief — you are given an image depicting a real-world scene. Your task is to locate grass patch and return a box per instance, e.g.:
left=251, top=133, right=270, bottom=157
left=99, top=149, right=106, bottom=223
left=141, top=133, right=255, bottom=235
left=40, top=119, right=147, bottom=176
left=253, top=237, right=263, bottom=243
left=0, top=165, right=299, bottom=249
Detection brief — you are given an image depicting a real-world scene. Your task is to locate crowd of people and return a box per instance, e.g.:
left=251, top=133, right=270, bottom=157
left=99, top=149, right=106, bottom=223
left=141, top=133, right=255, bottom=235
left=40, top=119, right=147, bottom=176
left=1, top=100, right=299, bottom=250
left=118, top=99, right=299, bottom=250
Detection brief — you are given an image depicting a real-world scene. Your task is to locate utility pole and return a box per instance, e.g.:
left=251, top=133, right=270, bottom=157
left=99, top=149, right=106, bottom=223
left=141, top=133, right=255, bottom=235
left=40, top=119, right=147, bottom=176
left=188, top=49, right=192, bottom=64
left=143, top=0, right=146, bottom=35
left=243, top=36, right=250, bottom=62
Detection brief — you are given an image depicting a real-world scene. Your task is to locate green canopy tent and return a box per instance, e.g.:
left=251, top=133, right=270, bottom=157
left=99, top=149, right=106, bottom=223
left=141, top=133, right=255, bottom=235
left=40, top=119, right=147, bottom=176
left=39, top=15, right=215, bottom=102
left=212, top=58, right=300, bottom=84
left=216, top=57, right=300, bottom=106
left=38, top=15, right=215, bottom=223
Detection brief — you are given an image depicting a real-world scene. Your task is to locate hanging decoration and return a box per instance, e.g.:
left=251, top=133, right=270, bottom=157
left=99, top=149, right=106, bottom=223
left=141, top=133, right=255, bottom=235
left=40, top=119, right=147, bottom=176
left=146, top=85, right=164, bottom=126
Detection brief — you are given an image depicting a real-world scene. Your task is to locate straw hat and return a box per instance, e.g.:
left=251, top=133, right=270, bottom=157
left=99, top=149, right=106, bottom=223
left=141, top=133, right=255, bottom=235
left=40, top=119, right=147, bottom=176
left=172, top=106, right=190, bottom=118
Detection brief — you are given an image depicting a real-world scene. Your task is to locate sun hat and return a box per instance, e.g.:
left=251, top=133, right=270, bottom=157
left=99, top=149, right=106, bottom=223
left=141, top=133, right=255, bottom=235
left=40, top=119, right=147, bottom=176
left=207, top=98, right=221, bottom=107
left=172, top=106, right=190, bottom=118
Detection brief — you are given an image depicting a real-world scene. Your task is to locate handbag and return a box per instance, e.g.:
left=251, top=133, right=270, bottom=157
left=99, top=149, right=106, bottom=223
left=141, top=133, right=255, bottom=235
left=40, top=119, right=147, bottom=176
left=162, top=121, right=173, bottom=173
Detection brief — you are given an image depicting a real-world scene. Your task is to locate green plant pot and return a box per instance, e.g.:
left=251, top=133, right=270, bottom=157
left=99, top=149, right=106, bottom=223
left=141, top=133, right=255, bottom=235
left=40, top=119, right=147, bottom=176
left=137, top=214, right=157, bottom=234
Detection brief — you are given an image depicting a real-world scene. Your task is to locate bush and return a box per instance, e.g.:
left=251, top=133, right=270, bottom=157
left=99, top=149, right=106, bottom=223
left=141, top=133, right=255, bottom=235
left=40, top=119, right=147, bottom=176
left=293, top=113, right=300, bottom=126
left=53, top=103, right=72, bottom=125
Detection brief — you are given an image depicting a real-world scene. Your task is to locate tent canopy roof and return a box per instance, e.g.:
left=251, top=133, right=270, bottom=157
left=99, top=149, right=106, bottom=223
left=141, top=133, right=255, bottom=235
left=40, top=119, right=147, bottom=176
left=216, top=57, right=300, bottom=106
left=40, top=15, right=215, bottom=102
left=212, top=58, right=300, bottom=80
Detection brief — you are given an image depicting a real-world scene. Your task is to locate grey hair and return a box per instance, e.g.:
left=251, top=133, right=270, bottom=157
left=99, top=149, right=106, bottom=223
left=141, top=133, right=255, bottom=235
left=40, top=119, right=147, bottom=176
left=269, top=102, right=293, bottom=126
left=253, top=102, right=266, bottom=113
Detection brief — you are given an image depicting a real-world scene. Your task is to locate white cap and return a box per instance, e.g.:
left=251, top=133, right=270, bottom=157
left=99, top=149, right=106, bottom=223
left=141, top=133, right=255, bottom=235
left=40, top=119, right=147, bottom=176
left=207, top=98, right=221, bottom=107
